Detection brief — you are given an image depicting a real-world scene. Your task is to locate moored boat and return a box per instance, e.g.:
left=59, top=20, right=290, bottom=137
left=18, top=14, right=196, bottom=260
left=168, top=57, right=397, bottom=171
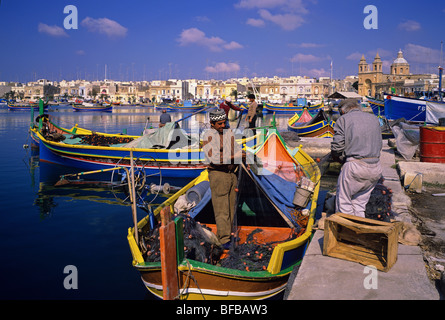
left=73, top=103, right=113, bottom=112
left=288, top=109, right=335, bottom=138
left=127, top=130, right=320, bottom=300
left=8, top=102, right=49, bottom=111
left=366, top=96, right=385, bottom=116
left=31, top=119, right=259, bottom=179
left=264, top=102, right=323, bottom=114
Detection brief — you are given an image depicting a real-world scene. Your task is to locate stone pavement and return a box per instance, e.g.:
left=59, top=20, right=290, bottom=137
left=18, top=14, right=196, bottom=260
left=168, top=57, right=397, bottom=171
left=286, top=140, right=441, bottom=300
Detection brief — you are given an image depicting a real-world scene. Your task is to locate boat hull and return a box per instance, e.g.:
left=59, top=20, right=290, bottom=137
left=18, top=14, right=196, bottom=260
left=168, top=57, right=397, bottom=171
left=264, top=103, right=323, bottom=114
left=73, top=105, right=113, bottom=112
left=37, top=133, right=207, bottom=178
left=384, top=94, right=427, bottom=122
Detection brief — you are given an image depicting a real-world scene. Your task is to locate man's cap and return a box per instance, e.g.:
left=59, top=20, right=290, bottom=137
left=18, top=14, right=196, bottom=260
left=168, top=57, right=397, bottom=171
left=247, top=94, right=255, bottom=99
left=209, top=109, right=227, bottom=122
left=225, top=96, right=232, bottom=102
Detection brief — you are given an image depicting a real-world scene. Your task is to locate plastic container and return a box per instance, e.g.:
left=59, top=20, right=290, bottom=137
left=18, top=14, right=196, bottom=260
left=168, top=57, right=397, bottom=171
left=186, top=181, right=210, bottom=204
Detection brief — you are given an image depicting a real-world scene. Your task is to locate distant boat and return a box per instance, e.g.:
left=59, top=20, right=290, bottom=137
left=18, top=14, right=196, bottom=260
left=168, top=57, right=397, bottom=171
left=264, top=102, right=323, bottom=114
left=8, top=102, right=49, bottom=111
left=167, top=103, right=209, bottom=112
left=73, top=103, right=112, bottom=112
left=288, top=109, right=335, bottom=138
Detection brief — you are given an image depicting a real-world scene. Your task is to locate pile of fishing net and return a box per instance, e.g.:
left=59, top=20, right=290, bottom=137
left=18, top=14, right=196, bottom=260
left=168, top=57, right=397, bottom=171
left=365, top=178, right=393, bottom=222
left=140, top=211, right=308, bottom=272
left=78, top=133, right=134, bottom=146
left=141, top=213, right=224, bottom=265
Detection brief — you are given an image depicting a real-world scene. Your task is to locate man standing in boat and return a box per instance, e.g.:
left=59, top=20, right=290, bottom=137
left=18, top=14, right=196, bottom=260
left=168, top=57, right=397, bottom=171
left=202, top=109, right=246, bottom=250
left=219, top=96, right=243, bottom=128
left=331, top=99, right=382, bottom=217
left=245, top=94, right=258, bottom=133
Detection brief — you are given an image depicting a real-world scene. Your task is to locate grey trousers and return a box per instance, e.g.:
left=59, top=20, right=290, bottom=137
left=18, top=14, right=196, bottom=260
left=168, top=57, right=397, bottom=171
left=208, top=170, right=237, bottom=244
left=335, top=159, right=382, bottom=217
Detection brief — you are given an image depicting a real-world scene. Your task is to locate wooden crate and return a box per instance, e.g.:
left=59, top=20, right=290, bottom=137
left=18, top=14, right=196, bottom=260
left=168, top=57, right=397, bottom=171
left=323, top=213, right=401, bottom=272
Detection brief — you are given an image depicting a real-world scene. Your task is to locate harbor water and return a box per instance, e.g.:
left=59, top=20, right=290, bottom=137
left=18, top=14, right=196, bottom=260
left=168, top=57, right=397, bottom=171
left=0, top=104, right=293, bottom=299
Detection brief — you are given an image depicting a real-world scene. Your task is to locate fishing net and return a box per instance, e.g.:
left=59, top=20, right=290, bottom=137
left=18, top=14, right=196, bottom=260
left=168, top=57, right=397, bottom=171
left=141, top=213, right=224, bottom=265
left=79, top=134, right=134, bottom=146
left=365, top=178, right=393, bottom=222
left=140, top=208, right=309, bottom=272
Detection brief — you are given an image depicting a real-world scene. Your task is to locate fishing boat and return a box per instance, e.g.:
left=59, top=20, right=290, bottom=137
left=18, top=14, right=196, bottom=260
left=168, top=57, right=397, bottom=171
left=263, top=102, right=323, bottom=114
left=31, top=119, right=259, bottom=179
left=29, top=115, right=132, bottom=147
left=383, top=94, right=433, bottom=122
left=8, top=102, right=49, bottom=111
left=288, top=109, right=335, bottom=138
left=72, top=103, right=113, bottom=112
left=167, top=103, right=210, bottom=112
left=366, top=96, right=385, bottom=116
left=127, top=130, right=320, bottom=300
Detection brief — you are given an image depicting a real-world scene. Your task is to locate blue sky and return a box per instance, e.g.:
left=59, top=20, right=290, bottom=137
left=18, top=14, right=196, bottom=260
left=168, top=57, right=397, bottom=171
left=0, top=0, right=444, bottom=82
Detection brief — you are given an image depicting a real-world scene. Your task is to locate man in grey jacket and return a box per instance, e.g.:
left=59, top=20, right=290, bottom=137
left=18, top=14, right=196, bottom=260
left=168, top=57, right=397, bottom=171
left=331, top=99, right=382, bottom=217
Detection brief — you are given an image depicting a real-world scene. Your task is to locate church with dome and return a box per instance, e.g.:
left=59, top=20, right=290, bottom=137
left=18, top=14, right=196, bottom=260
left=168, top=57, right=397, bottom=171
left=357, top=49, right=437, bottom=98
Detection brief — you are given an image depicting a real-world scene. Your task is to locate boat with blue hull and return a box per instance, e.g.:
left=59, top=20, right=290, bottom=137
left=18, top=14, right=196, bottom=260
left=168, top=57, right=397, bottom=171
left=383, top=94, right=432, bottom=122
left=288, top=109, right=335, bottom=138
left=263, top=102, right=323, bottom=114
left=31, top=120, right=259, bottom=179
left=366, top=96, right=385, bottom=116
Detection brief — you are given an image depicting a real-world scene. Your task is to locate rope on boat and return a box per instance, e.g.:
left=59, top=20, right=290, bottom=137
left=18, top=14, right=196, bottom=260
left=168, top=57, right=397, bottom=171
left=176, top=259, right=206, bottom=300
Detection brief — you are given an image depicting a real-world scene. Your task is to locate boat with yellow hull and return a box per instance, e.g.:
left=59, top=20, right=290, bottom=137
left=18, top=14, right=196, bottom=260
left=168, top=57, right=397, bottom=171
left=127, top=130, right=320, bottom=300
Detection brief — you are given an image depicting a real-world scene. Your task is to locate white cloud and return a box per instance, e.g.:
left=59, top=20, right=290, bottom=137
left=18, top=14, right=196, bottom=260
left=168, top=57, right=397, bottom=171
left=258, top=9, right=305, bottom=31
left=81, top=17, right=128, bottom=38
left=298, top=42, right=325, bottom=48
left=177, top=28, right=243, bottom=52
left=75, top=50, right=86, bottom=55
left=404, top=43, right=441, bottom=64
left=236, top=0, right=309, bottom=14
left=398, top=20, right=421, bottom=32
left=205, top=62, right=241, bottom=73
left=290, top=53, right=329, bottom=63
left=236, top=0, right=311, bottom=30
left=246, top=18, right=265, bottom=27
left=346, top=52, right=364, bottom=61
left=38, top=23, right=68, bottom=37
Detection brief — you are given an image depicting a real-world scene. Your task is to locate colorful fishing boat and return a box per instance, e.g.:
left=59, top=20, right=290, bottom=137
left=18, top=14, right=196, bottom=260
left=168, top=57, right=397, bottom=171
left=73, top=103, right=113, bottom=112
left=8, top=102, right=49, bottom=111
left=167, top=103, right=210, bottom=112
left=127, top=130, right=320, bottom=300
left=31, top=120, right=259, bottom=179
left=383, top=94, right=431, bottom=122
left=366, top=96, right=385, bottom=116
left=263, top=102, right=323, bottom=114
left=288, top=109, right=335, bottom=138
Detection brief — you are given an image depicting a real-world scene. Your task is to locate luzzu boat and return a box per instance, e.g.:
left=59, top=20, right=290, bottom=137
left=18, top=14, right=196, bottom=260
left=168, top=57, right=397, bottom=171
left=72, top=103, right=113, bottom=112
left=127, top=130, right=320, bottom=300
left=366, top=96, right=385, bottom=116
left=167, top=103, right=209, bottom=112
left=8, top=102, right=49, bottom=111
left=31, top=119, right=259, bottom=179
left=263, top=102, right=323, bottom=114
left=288, top=109, right=335, bottom=138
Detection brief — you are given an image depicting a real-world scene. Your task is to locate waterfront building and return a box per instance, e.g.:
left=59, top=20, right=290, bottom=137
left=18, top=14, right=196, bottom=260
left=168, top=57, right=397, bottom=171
left=358, top=50, right=438, bottom=98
